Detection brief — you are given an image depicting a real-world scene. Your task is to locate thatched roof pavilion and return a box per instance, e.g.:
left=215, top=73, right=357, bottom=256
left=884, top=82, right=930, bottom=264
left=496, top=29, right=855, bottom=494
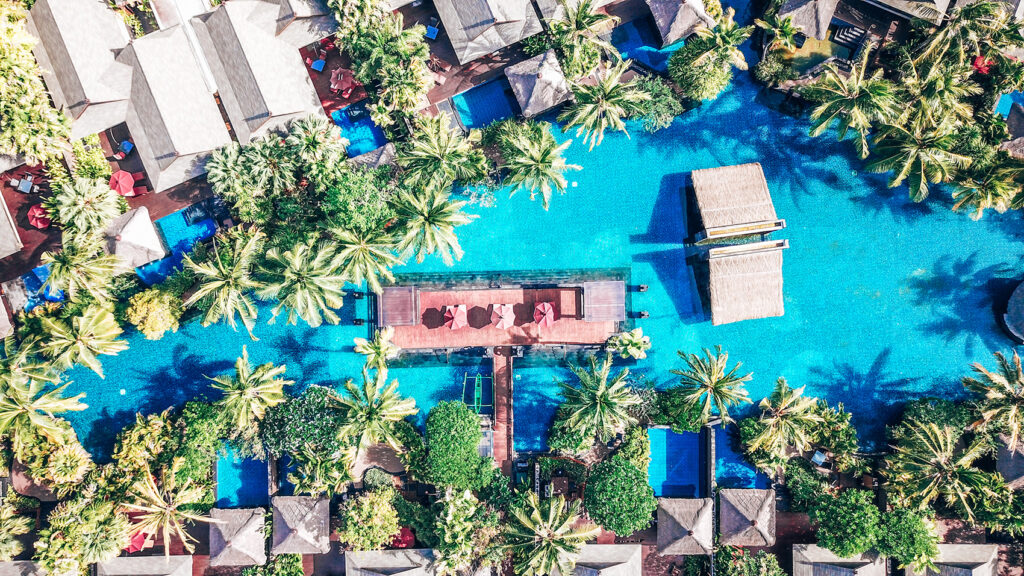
left=566, top=544, right=643, bottom=575
left=777, top=0, right=839, bottom=40
left=96, top=556, right=192, bottom=576
left=210, top=507, right=267, bottom=567
left=691, top=163, right=785, bottom=241
left=657, top=498, right=713, bottom=555
left=719, top=489, right=776, bottom=547
left=505, top=50, right=573, bottom=118
left=792, top=545, right=886, bottom=576
left=905, top=544, right=998, bottom=576
left=645, top=0, right=716, bottom=47
left=346, top=549, right=435, bottom=576
left=271, top=495, right=331, bottom=555
left=997, top=434, right=1024, bottom=490
left=104, top=206, right=168, bottom=274
left=378, top=286, right=420, bottom=327
left=707, top=240, right=788, bottom=326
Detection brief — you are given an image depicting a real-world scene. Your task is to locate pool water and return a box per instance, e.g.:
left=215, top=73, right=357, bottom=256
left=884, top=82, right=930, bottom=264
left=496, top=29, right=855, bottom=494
left=995, top=91, right=1024, bottom=117
left=20, top=264, right=64, bottom=312
left=714, top=425, right=770, bottom=489
left=136, top=208, right=217, bottom=285
left=610, top=17, right=683, bottom=73
left=330, top=100, right=389, bottom=157
left=648, top=427, right=703, bottom=497
left=451, top=78, right=520, bottom=130
left=216, top=443, right=269, bottom=508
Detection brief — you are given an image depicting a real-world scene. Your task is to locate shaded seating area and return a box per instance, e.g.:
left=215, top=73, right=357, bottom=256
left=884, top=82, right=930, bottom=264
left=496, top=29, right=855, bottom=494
left=904, top=544, right=998, bottom=576
left=690, top=163, right=786, bottom=242
left=271, top=495, right=331, bottom=555
left=378, top=286, right=421, bottom=327
left=657, top=498, right=714, bottom=555
left=103, top=207, right=168, bottom=274
left=573, top=544, right=643, bottom=575
left=95, top=556, right=193, bottom=575
left=209, top=507, right=267, bottom=567
left=346, top=549, right=436, bottom=576
left=719, top=488, right=776, bottom=547
left=583, top=280, right=626, bottom=322
left=792, top=545, right=886, bottom=576
left=504, top=50, right=573, bottom=118
left=645, top=0, right=716, bottom=47
left=706, top=240, right=788, bottom=326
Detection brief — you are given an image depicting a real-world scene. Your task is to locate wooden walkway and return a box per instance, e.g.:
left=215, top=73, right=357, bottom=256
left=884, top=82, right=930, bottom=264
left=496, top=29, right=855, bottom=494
left=492, top=347, right=514, bottom=475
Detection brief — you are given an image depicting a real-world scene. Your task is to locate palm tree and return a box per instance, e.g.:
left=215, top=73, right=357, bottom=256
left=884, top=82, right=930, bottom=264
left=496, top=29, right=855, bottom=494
left=333, top=227, right=401, bottom=294
left=502, top=124, right=582, bottom=210
left=963, top=350, right=1024, bottom=450
left=885, top=421, right=1001, bottom=521
left=0, top=376, right=86, bottom=442
left=335, top=368, right=417, bottom=456
left=693, top=8, right=754, bottom=70
left=183, top=230, right=264, bottom=337
left=866, top=123, right=971, bottom=203
left=606, top=328, right=651, bottom=360
left=557, top=354, right=640, bottom=442
left=804, top=46, right=897, bottom=159
left=351, top=12, right=428, bottom=79
left=376, top=60, right=432, bottom=126
left=41, top=233, right=120, bottom=302
left=40, top=306, right=127, bottom=377
left=353, top=326, right=401, bottom=370
left=209, top=346, right=292, bottom=437
left=0, top=504, right=31, bottom=562
left=77, top=500, right=132, bottom=564
left=0, top=336, right=59, bottom=384
left=559, top=60, right=650, bottom=150
left=286, top=114, right=349, bottom=168
left=670, top=346, right=752, bottom=425
left=548, top=0, right=620, bottom=79
left=243, top=135, right=297, bottom=197
left=917, top=1, right=1015, bottom=66
left=206, top=142, right=249, bottom=201
left=747, top=378, right=823, bottom=458
left=898, top=53, right=980, bottom=129
left=287, top=444, right=354, bottom=497
left=397, top=113, right=488, bottom=191
left=393, top=188, right=476, bottom=266
left=755, top=13, right=799, bottom=57
left=44, top=177, right=121, bottom=234
left=258, top=242, right=346, bottom=327
left=504, top=492, right=600, bottom=576
left=122, top=459, right=216, bottom=557
left=952, top=166, right=1022, bottom=220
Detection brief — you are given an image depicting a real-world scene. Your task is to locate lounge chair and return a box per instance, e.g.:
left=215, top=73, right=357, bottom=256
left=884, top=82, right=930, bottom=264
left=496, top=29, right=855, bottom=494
left=131, top=186, right=148, bottom=196
left=30, top=185, right=39, bottom=194
left=131, top=172, right=145, bottom=181
left=7, top=179, right=17, bottom=187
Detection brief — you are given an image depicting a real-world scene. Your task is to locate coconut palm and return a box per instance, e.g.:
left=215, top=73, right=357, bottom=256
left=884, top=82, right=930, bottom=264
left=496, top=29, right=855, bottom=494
left=286, top=114, right=349, bottom=168
left=76, top=500, right=131, bottom=564
left=866, top=123, right=971, bottom=203
left=287, top=444, right=354, bottom=497
left=376, top=60, right=432, bottom=126
left=397, top=113, right=488, bottom=191
left=335, top=368, right=417, bottom=455
left=350, top=12, right=428, bottom=79
left=670, top=346, right=752, bottom=425
left=952, top=166, right=1023, bottom=220
left=898, top=53, right=981, bottom=129
left=183, top=230, right=264, bottom=337
left=917, top=1, right=1015, bottom=66
left=558, top=354, right=640, bottom=442
left=693, top=8, right=754, bottom=70
left=207, top=141, right=247, bottom=196
left=748, top=378, right=824, bottom=458
left=804, top=46, right=898, bottom=159
left=503, top=125, right=581, bottom=210
left=258, top=242, right=346, bottom=327
left=44, top=177, right=122, bottom=234
left=40, top=306, right=127, bottom=377
left=548, top=0, right=620, bottom=79
left=122, top=459, right=216, bottom=557
left=209, top=346, right=292, bottom=437
left=41, top=233, right=120, bottom=302
left=559, top=60, right=650, bottom=150
left=0, top=376, right=86, bottom=442
left=607, top=328, right=651, bottom=360
left=0, top=336, right=59, bottom=384
left=504, top=492, right=600, bottom=576
left=353, top=326, right=401, bottom=370
left=393, top=188, right=476, bottom=266
left=333, top=227, right=401, bottom=294
left=755, top=13, right=800, bottom=57
left=0, top=504, right=31, bottom=562
left=963, top=350, right=1024, bottom=450
left=243, top=134, right=297, bottom=197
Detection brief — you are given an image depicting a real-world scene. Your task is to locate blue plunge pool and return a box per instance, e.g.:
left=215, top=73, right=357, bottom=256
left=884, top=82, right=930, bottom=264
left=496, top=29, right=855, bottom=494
left=136, top=205, right=217, bottom=285
left=331, top=100, right=388, bottom=157
left=216, top=443, right=269, bottom=508
left=610, top=17, right=683, bottom=73
left=451, top=78, right=520, bottom=130
left=715, top=425, right=770, bottom=489
left=648, top=427, right=703, bottom=497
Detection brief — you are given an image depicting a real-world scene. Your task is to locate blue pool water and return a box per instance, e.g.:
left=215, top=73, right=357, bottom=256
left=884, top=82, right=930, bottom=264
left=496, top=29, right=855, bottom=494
left=715, top=425, right=770, bottom=489
left=216, top=443, right=269, bottom=508
left=995, top=91, right=1024, bottom=117
left=451, top=78, right=520, bottom=129
left=136, top=209, right=217, bottom=285
left=610, top=17, right=683, bottom=73
left=20, top=264, right=64, bottom=312
left=331, top=101, right=388, bottom=157
left=648, top=427, right=703, bottom=497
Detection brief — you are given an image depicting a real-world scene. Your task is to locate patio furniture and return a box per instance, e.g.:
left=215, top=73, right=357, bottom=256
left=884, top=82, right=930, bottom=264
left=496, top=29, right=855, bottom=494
left=27, top=204, right=50, bottom=229
left=132, top=186, right=148, bottom=196
left=119, top=140, right=134, bottom=155
left=311, top=59, right=326, bottom=72
left=425, top=25, right=439, bottom=40
left=30, top=185, right=39, bottom=194
left=131, top=172, right=145, bottom=181
left=110, top=170, right=135, bottom=196
left=15, top=179, right=31, bottom=193
left=7, top=179, right=17, bottom=187
left=429, top=54, right=452, bottom=72
left=810, top=450, right=828, bottom=466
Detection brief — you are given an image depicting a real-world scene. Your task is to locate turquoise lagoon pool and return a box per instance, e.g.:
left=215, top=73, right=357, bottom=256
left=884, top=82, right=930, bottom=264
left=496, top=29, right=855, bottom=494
left=216, top=443, right=269, bottom=508
left=648, top=427, right=702, bottom=497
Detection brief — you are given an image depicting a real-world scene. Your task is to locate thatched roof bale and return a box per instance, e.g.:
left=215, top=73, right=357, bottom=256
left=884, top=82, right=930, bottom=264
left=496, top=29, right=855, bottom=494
left=691, top=163, right=782, bottom=237
left=209, top=507, right=267, bottom=567
left=645, top=0, right=716, bottom=47
left=657, top=498, right=713, bottom=555
left=271, top=495, right=331, bottom=554
left=505, top=50, right=573, bottom=118
left=566, top=544, right=643, bottom=575
left=905, top=544, right=998, bottom=576
left=707, top=241, right=787, bottom=326
left=792, top=545, right=886, bottom=576
left=346, top=549, right=435, bottom=576
left=719, top=489, right=776, bottom=547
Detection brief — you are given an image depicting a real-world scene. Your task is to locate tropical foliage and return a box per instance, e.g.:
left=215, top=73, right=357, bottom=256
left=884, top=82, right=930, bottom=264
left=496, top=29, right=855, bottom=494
left=40, top=306, right=128, bottom=377
left=126, top=288, right=183, bottom=340
left=433, top=489, right=502, bottom=576
left=335, top=368, right=418, bottom=455
left=122, top=460, right=215, bottom=556
left=583, top=459, right=656, bottom=535
left=209, top=347, right=292, bottom=438
left=494, top=120, right=581, bottom=210
left=606, top=327, right=651, bottom=359
left=0, top=504, right=31, bottom=562
left=670, top=346, right=752, bottom=425
left=557, top=354, right=640, bottom=442
left=424, top=401, right=492, bottom=491
left=877, top=508, right=939, bottom=571
left=669, top=8, right=753, bottom=101
left=397, top=113, right=488, bottom=191
left=746, top=378, right=823, bottom=459
left=504, top=493, right=600, bottom=576
left=258, top=241, right=346, bottom=327
left=354, top=327, right=401, bottom=370
left=548, top=0, right=619, bottom=79
left=336, top=487, right=401, bottom=550
left=962, top=350, right=1024, bottom=450
left=41, top=234, right=120, bottom=303
left=45, top=178, right=123, bottom=235
left=393, top=187, right=476, bottom=265
left=184, top=229, right=264, bottom=337
left=0, top=376, right=86, bottom=443
left=811, top=489, right=880, bottom=558
left=560, top=60, right=649, bottom=149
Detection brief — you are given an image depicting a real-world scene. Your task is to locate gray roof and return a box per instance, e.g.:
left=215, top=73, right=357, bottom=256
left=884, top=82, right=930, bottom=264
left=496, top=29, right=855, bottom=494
left=777, top=0, right=839, bottom=41
left=104, top=206, right=168, bottom=273
left=0, top=155, right=25, bottom=174
left=96, top=556, right=193, bottom=576
left=271, top=495, right=331, bottom=555
left=0, top=191, right=23, bottom=260
left=349, top=143, right=398, bottom=169
left=1000, top=103, right=1024, bottom=160
left=536, top=0, right=617, bottom=20
left=559, top=544, right=642, bottom=576
left=657, top=498, right=714, bottom=555
left=0, top=562, right=42, bottom=576
left=719, top=489, right=776, bottom=547
left=210, top=507, right=267, bottom=567
left=505, top=50, right=572, bottom=117
left=792, top=545, right=886, bottom=576
left=434, top=0, right=543, bottom=64
left=872, top=0, right=950, bottom=22
left=708, top=241, right=788, bottom=326
left=191, top=0, right=325, bottom=144
left=275, top=0, right=336, bottom=45
left=997, top=434, right=1024, bottom=490
left=346, top=549, right=436, bottom=576
left=906, top=544, right=998, bottom=576
left=645, top=0, right=715, bottom=47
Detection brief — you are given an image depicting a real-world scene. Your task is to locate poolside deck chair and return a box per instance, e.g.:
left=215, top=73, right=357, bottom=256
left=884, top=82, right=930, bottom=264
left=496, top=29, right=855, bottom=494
left=132, top=186, right=148, bottom=196
left=131, top=172, right=145, bottom=181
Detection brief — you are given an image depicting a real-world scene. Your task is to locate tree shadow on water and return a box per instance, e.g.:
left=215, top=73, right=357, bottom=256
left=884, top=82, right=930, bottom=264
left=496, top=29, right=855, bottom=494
left=630, top=173, right=688, bottom=244
left=632, top=248, right=706, bottom=323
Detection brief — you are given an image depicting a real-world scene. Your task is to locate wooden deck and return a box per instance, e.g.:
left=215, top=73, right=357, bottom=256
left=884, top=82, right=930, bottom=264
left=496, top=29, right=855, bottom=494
left=492, top=348, right=513, bottom=475
left=390, top=287, right=618, bottom=349
left=0, top=163, right=60, bottom=282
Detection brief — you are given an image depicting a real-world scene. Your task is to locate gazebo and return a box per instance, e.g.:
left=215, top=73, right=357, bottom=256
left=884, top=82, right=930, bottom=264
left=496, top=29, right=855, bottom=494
left=707, top=241, right=788, bottom=325
left=209, top=507, right=267, bottom=567
left=719, top=489, right=776, bottom=547
left=96, top=556, right=192, bottom=576
left=657, top=498, right=714, bottom=555
left=346, top=549, right=436, bottom=576
left=645, top=0, right=716, bottom=47
left=103, top=206, right=168, bottom=274
left=905, top=544, right=998, bottom=576
left=505, top=50, right=573, bottom=118
left=792, top=545, right=886, bottom=576
left=271, top=495, right=331, bottom=555
left=690, top=163, right=786, bottom=242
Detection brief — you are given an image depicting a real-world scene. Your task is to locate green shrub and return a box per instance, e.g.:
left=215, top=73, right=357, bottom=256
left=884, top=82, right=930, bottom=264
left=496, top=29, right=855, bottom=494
left=321, top=166, right=395, bottom=235
left=260, top=385, right=346, bottom=457
left=175, top=400, right=226, bottom=512
left=425, top=402, right=493, bottom=491
left=783, top=460, right=828, bottom=512
left=738, top=417, right=783, bottom=473
left=716, top=547, right=786, bottom=576
left=433, top=489, right=502, bottom=576
left=70, top=135, right=111, bottom=181
left=242, top=553, right=304, bottom=576
left=393, top=419, right=427, bottom=481
left=653, top=387, right=704, bottom=433
left=337, top=488, right=401, bottom=551
left=547, top=416, right=593, bottom=455
left=583, top=459, right=656, bottom=536
left=877, top=508, right=938, bottom=570
left=753, top=53, right=797, bottom=87
left=363, top=467, right=396, bottom=492
left=393, top=494, right=438, bottom=548
left=634, top=76, right=683, bottom=132
left=613, top=426, right=650, bottom=472
left=890, top=398, right=974, bottom=441
left=669, top=37, right=733, bottom=102
left=126, top=288, right=183, bottom=340
left=521, top=32, right=553, bottom=57
left=477, top=467, right=515, bottom=512
left=811, top=489, right=880, bottom=557
left=810, top=402, right=861, bottom=473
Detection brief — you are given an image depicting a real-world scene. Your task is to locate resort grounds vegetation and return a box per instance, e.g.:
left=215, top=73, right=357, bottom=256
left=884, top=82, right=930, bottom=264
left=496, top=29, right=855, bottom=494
left=424, top=401, right=493, bottom=491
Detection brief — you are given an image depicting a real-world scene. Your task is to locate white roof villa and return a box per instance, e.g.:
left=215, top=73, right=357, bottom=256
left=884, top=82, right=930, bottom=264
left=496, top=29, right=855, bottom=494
left=719, top=488, right=776, bottom=547
left=104, top=207, right=168, bottom=274
left=271, top=495, right=331, bottom=555
left=554, top=544, right=643, bottom=576
left=95, top=556, right=193, bottom=576
left=433, top=0, right=543, bottom=64
left=792, top=545, right=886, bottom=576
left=905, top=544, right=998, bottom=576
left=657, top=498, right=714, bottom=555
left=346, top=549, right=436, bottom=576
left=505, top=50, right=573, bottom=118
left=645, top=0, right=716, bottom=47
left=210, top=507, right=268, bottom=567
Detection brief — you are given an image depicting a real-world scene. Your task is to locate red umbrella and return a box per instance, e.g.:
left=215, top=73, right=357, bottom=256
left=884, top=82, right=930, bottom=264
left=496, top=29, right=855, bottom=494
left=27, top=204, right=50, bottom=229
left=444, top=305, right=468, bottom=330
left=124, top=530, right=149, bottom=553
left=533, top=302, right=556, bottom=328
left=491, top=303, right=515, bottom=330
left=330, top=67, right=358, bottom=92
left=390, top=526, right=415, bottom=549
left=109, top=170, right=135, bottom=196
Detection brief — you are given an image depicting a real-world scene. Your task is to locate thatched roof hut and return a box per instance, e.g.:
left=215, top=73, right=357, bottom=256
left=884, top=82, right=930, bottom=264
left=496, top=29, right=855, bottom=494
left=104, top=206, right=168, bottom=273
left=562, top=544, right=643, bottom=575
left=645, top=0, right=716, bottom=47
left=719, top=489, right=775, bottom=547
left=905, top=544, right=998, bottom=576
left=210, top=507, right=267, bottom=567
left=657, top=498, right=713, bottom=555
left=792, top=545, right=886, bottom=576
left=505, top=50, right=573, bottom=118
left=691, top=163, right=785, bottom=241
left=96, top=556, right=193, bottom=576
left=707, top=240, right=788, bottom=326
left=777, top=0, right=839, bottom=40
left=346, top=549, right=435, bottom=576
left=997, top=434, right=1024, bottom=490
left=271, top=495, right=331, bottom=555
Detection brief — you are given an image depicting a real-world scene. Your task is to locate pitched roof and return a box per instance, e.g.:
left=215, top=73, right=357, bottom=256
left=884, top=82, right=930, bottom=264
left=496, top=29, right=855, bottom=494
left=210, top=507, right=267, bottom=567
left=792, top=545, right=886, bottom=576
left=0, top=192, right=23, bottom=261
left=997, top=434, right=1024, bottom=490
left=691, top=163, right=782, bottom=237
left=104, top=206, right=168, bottom=273
left=777, top=0, right=839, bottom=41
left=346, top=549, right=436, bottom=576
left=905, top=543, right=997, bottom=576
left=719, top=489, right=776, bottom=546
left=657, top=498, right=714, bottom=555
left=645, top=0, right=716, bottom=47
left=536, top=0, right=617, bottom=20
left=96, top=556, right=193, bottom=576
left=870, top=0, right=950, bottom=23
left=272, top=496, right=331, bottom=555
left=563, top=544, right=643, bottom=576
left=349, top=143, right=397, bottom=169
left=433, top=0, right=543, bottom=64
left=505, top=50, right=572, bottom=118
left=0, top=562, right=42, bottom=576
left=1000, top=103, right=1024, bottom=160
left=707, top=241, right=788, bottom=326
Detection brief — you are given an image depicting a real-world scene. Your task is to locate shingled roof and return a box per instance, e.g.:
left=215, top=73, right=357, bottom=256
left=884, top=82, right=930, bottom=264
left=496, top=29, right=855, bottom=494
left=777, top=0, right=839, bottom=40
left=645, top=0, right=716, bottom=47
left=792, top=545, right=886, bottom=576
left=505, top=50, right=572, bottom=118
left=719, top=489, right=776, bottom=547
left=96, top=556, right=192, bottom=576
left=210, top=507, right=267, bottom=567
left=271, top=496, right=331, bottom=555
left=657, top=498, right=714, bottom=555
left=104, top=206, right=167, bottom=273
left=433, top=0, right=542, bottom=64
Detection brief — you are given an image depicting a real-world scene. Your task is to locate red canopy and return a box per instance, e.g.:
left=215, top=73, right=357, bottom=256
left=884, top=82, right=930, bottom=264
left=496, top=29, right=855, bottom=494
left=491, top=303, right=515, bottom=330
left=533, top=302, right=556, bottom=328
left=124, top=529, right=149, bottom=553
left=390, top=526, right=415, bottom=549
left=331, top=67, right=358, bottom=92
left=109, top=170, right=135, bottom=196
left=444, top=305, right=468, bottom=330
left=27, top=204, right=50, bottom=229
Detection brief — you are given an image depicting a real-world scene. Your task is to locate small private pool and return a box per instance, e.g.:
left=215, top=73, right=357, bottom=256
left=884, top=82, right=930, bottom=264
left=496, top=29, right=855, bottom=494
left=610, top=17, right=682, bottom=73
left=451, top=78, right=520, bottom=130
left=648, top=427, right=704, bottom=497
left=136, top=204, right=217, bottom=285
left=20, top=264, right=64, bottom=312
left=216, top=443, right=269, bottom=508
left=331, top=100, right=388, bottom=157
left=996, top=91, right=1024, bottom=117
left=714, top=425, right=770, bottom=489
